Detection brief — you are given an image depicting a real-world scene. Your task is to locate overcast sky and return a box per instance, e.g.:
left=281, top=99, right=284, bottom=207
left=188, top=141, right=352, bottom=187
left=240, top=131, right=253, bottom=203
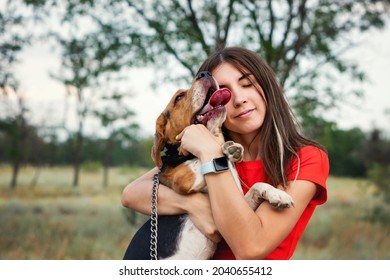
left=13, top=24, right=390, bottom=137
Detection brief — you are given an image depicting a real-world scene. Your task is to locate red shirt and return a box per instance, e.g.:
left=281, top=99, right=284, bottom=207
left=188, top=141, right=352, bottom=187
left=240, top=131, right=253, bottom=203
left=212, top=146, right=329, bottom=260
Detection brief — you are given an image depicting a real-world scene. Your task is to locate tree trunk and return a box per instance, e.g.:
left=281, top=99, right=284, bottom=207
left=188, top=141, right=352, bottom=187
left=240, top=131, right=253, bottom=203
left=72, top=131, right=83, bottom=187
left=10, top=112, right=27, bottom=189
left=102, top=137, right=113, bottom=188
left=30, top=165, right=41, bottom=187
left=10, top=160, right=19, bottom=189
left=103, top=165, right=108, bottom=188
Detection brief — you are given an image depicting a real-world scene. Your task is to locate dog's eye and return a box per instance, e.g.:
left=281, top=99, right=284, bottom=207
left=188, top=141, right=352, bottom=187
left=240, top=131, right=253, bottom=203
left=174, top=93, right=185, bottom=104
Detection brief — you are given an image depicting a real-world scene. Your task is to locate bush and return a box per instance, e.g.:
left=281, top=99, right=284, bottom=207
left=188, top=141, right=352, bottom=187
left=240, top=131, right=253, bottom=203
left=365, top=164, right=390, bottom=225
left=367, top=164, right=390, bottom=203
left=364, top=205, right=390, bottom=224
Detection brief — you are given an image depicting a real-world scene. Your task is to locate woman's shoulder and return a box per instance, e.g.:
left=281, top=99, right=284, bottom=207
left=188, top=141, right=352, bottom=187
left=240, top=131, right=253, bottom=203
left=290, top=145, right=329, bottom=204
left=296, top=145, right=329, bottom=168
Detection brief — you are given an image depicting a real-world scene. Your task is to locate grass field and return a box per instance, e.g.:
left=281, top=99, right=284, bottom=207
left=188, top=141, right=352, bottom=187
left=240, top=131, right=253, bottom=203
left=0, top=165, right=389, bottom=259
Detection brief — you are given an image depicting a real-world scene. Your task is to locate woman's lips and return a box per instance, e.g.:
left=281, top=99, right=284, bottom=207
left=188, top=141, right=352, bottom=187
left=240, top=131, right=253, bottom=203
left=235, top=108, right=255, bottom=118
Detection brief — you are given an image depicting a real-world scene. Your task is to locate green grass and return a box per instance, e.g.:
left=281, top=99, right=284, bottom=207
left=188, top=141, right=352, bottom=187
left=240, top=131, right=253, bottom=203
left=0, top=165, right=389, bottom=259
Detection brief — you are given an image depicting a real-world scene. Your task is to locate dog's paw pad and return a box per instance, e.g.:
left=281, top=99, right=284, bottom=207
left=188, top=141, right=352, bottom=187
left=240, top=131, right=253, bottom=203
left=222, top=141, right=243, bottom=162
left=222, top=141, right=234, bottom=150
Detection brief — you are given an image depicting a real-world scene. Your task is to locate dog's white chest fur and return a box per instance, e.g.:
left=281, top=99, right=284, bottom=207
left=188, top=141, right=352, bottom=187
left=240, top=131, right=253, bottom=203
left=164, top=218, right=216, bottom=260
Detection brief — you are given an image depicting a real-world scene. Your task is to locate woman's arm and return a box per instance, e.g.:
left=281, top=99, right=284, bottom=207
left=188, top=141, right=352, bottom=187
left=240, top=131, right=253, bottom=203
left=177, top=124, right=317, bottom=259
left=121, top=167, right=221, bottom=242
left=206, top=173, right=316, bottom=259
left=121, top=167, right=185, bottom=215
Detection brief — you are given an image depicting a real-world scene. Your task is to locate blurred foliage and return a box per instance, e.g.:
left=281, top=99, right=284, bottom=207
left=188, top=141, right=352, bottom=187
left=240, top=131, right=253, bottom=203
left=363, top=129, right=390, bottom=221
left=0, top=131, right=154, bottom=167
left=0, top=0, right=31, bottom=91
left=367, top=164, right=390, bottom=203
left=365, top=163, right=390, bottom=225
left=363, top=205, right=390, bottom=225
left=81, top=160, right=102, bottom=173
left=1, top=0, right=390, bottom=188
left=17, top=0, right=390, bottom=112
left=122, top=207, right=148, bottom=226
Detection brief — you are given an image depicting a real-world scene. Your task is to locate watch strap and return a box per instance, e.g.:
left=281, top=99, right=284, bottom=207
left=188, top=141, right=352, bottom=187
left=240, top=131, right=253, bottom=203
left=201, top=156, right=229, bottom=175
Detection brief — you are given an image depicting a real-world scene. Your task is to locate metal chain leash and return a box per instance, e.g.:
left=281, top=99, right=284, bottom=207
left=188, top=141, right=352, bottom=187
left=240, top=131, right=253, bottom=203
left=150, top=172, right=160, bottom=260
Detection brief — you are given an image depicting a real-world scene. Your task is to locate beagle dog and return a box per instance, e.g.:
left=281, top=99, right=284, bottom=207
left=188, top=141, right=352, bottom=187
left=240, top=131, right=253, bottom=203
left=123, top=71, right=294, bottom=260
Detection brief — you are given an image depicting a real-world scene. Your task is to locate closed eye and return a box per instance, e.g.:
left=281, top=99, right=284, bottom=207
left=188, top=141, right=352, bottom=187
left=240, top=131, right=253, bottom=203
left=239, top=73, right=254, bottom=88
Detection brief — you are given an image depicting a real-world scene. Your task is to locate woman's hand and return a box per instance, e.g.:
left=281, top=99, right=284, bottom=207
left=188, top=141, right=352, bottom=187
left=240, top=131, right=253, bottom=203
left=176, top=124, right=224, bottom=162
left=184, top=192, right=221, bottom=243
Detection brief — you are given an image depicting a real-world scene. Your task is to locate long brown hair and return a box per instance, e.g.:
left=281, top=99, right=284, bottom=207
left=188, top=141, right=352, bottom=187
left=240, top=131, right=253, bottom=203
left=197, top=47, right=325, bottom=187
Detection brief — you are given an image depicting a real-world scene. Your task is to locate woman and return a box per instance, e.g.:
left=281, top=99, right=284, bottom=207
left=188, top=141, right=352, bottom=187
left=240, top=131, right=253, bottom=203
left=122, top=47, right=329, bottom=259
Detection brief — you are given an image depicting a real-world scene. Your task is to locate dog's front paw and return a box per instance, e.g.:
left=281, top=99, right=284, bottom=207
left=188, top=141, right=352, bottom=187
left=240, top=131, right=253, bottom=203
left=222, top=141, right=244, bottom=162
left=267, top=189, right=295, bottom=209
left=252, top=183, right=294, bottom=209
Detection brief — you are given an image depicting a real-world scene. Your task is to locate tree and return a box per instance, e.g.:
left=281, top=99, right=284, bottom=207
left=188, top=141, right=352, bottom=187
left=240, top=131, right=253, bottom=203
left=23, top=0, right=390, bottom=127
left=94, top=90, right=140, bottom=187
left=0, top=0, right=33, bottom=188
left=0, top=0, right=30, bottom=93
left=0, top=112, right=27, bottom=188
left=106, top=0, right=389, bottom=117
left=50, top=12, right=137, bottom=186
left=18, top=0, right=390, bottom=179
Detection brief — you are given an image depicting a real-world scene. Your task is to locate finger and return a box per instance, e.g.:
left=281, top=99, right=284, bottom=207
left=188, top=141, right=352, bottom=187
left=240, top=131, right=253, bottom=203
left=176, top=130, right=184, bottom=141
left=175, top=124, right=196, bottom=141
left=178, top=145, right=189, bottom=156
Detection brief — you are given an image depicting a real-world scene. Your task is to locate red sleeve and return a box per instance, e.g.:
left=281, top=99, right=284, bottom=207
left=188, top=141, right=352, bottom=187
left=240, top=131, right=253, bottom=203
left=286, top=146, right=329, bottom=205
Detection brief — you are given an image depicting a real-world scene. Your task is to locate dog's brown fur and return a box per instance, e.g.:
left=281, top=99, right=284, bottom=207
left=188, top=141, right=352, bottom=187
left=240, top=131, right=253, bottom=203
left=152, top=76, right=222, bottom=195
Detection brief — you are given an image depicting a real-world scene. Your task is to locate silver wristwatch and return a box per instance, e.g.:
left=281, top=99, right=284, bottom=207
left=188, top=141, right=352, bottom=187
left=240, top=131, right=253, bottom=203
left=200, top=156, right=229, bottom=175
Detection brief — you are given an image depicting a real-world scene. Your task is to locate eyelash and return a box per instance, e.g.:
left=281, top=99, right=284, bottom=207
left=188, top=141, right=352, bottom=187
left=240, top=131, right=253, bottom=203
left=174, top=93, right=185, bottom=104
left=220, top=83, right=252, bottom=89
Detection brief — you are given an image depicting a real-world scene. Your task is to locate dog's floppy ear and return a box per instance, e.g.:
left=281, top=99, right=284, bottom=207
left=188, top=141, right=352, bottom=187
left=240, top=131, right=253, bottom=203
left=152, top=113, right=167, bottom=169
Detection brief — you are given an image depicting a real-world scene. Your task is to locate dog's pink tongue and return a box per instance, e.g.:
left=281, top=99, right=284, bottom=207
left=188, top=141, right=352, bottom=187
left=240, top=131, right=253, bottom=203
left=209, top=88, right=231, bottom=106
left=199, top=89, right=231, bottom=116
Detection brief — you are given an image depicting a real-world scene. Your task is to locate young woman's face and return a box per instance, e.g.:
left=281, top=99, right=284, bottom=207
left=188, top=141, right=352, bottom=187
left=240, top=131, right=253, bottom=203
left=212, top=62, right=266, bottom=137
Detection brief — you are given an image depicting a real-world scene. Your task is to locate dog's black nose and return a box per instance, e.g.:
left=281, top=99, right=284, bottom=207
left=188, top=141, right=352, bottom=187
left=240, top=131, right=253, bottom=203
left=196, top=71, right=212, bottom=80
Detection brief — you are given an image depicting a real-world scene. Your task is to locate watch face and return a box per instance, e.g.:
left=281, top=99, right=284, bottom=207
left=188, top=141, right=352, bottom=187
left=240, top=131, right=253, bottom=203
left=213, top=157, right=229, bottom=172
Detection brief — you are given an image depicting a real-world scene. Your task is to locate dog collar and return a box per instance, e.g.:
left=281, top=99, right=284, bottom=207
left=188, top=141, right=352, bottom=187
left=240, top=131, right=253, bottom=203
left=160, top=143, right=195, bottom=171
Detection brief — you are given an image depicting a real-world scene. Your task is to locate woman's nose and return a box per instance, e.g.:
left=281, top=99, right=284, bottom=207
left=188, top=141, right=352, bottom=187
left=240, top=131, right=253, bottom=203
left=231, top=90, right=247, bottom=107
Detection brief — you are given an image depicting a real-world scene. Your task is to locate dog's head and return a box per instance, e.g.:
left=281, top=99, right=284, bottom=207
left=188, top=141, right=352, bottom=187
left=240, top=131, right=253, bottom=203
left=152, top=72, right=231, bottom=168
